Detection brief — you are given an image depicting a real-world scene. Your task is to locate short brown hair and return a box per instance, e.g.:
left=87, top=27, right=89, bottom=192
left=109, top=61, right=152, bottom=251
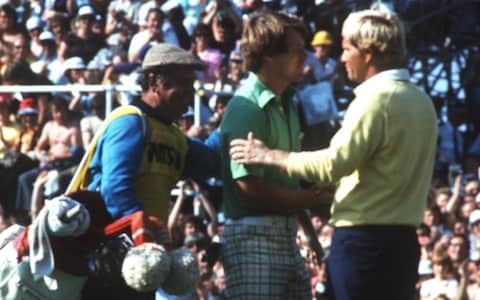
left=240, top=12, right=307, bottom=73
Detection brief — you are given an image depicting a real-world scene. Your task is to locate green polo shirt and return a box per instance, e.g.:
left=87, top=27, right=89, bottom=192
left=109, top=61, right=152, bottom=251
left=220, top=73, right=302, bottom=219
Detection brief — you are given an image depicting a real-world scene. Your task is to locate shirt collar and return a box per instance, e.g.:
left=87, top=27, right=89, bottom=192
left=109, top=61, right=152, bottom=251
left=246, top=72, right=296, bottom=108
left=354, top=68, right=410, bottom=96
left=132, top=97, right=170, bottom=124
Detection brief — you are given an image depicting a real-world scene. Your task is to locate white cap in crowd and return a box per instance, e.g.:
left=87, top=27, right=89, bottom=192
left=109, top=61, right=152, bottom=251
left=77, top=5, right=95, bottom=17
left=469, top=209, right=480, bottom=226
left=63, top=56, right=86, bottom=74
left=39, top=31, right=55, bottom=42
left=161, top=0, right=181, bottom=14
left=26, top=16, right=43, bottom=31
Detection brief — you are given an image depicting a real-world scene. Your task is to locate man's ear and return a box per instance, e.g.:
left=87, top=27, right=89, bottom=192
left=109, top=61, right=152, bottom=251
left=363, top=49, right=373, bottom=65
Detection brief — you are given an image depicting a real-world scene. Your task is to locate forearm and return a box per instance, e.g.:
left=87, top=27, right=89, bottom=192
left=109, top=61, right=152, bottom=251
left=446, top=192, right=461, bottom=213
left=447, top=176, right=462, bottom=213
left=286, top=150, right=334, bottom=183
left=230, top=134, right=333, bottom=183
left=37, top=97, right=47, bottom=125
left=201, top=6, right=217, bottom=25
left=198, top=193, right=218, bottom=237
left=68, top=94, right=81, bottom=111
left=453, top=276, right=468, bottom=300
left=167, top=192, right=185, bottom=237
left=66, top=0, right=75, bottom=14
left=58, top=42, right=67, bottom=62
left=263, top=149, right=290, bottom=170
left=105, top=19, right=118, bottom=35
left=198, top=192, right=217, bottom=225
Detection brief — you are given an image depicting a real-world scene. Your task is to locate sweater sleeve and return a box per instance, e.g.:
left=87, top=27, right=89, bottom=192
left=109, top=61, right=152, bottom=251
left=98, top=115, right=145, bottom=219
left=182, top=137, right=221, bottom=181
left=287, top=94, right=387, bottom=183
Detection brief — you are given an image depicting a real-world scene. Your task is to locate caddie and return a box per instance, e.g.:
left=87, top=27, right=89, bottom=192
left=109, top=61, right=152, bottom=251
left=76, top=43, right=219, bottom=299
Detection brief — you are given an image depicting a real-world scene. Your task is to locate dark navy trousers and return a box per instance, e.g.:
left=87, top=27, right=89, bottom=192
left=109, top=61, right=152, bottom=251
left=326, top=225, right=419, bottom=300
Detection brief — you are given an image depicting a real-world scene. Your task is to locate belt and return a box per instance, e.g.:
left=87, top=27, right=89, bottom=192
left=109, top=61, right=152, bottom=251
left=225, top=215, right=297, bottom=230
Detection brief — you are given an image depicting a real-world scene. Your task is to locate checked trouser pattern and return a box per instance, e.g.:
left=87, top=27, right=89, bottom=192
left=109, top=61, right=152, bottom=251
left=222, top=220, right=310, bottom=300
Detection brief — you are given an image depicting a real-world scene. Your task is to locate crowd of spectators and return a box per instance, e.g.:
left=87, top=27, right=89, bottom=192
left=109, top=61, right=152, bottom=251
left=0, top=0, right=479, bottom=299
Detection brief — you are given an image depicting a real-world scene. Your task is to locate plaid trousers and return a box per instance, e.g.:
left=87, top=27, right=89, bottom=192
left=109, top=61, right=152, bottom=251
left=222, top=216, right=310, bottom=300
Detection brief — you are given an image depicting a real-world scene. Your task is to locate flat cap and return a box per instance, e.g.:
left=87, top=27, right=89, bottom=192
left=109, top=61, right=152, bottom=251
left=142, top=43, right=205, bottom=71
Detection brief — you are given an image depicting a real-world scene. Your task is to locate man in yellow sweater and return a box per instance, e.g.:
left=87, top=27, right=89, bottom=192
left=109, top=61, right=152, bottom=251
left=230, top=9, right=437, bottom=300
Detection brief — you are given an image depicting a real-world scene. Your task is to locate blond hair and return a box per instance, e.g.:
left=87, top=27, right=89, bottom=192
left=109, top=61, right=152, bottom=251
left=342, top=9, right=406, bottom=68
left=240, top=12, right=306, bottom=73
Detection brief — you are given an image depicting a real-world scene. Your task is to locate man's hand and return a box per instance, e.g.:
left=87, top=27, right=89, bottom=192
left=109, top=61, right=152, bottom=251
left=230, top=132, right=289, bottom=169
left=230, top=132, right=269, bottom=165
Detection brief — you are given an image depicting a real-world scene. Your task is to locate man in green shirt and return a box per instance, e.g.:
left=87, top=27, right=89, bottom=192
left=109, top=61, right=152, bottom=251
left=230, top=9, right=438, bottom=300
left=220, top=11, right=332, bottom=299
